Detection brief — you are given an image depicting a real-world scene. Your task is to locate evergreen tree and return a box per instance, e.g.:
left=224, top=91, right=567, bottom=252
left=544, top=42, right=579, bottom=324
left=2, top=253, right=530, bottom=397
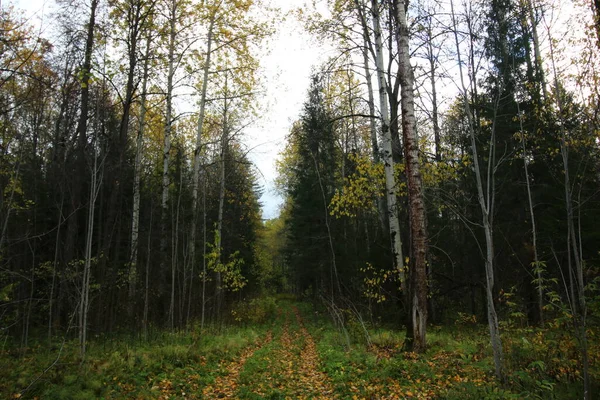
left=285, top=75, right=339, bottom=297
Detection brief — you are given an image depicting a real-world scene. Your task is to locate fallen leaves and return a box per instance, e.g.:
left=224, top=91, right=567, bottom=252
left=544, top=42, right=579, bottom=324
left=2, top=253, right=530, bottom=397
left=201, top=331, right=272, bottom=399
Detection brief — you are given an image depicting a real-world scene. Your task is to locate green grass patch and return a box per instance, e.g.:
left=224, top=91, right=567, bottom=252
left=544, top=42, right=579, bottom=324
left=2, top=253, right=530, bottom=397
left=1, top=299, right=596, bottom=399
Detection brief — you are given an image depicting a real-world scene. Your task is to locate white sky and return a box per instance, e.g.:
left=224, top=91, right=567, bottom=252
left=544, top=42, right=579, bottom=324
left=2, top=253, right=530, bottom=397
left=244, top=0, right=334, bottom=220
left=8, top=0, right=334, bottom=220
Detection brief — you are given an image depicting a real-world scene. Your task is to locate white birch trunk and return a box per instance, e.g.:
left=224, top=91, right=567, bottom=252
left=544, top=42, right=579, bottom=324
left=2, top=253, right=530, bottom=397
left=369, top=0, right=405, bottom=287
left=395, top=0, right=428, bottom=352
left=450, top=0, right=504, bottom=380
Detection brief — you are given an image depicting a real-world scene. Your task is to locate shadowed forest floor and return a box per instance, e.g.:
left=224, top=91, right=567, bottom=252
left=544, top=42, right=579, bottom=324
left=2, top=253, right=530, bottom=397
left=1, top=298, right=597, bottom=399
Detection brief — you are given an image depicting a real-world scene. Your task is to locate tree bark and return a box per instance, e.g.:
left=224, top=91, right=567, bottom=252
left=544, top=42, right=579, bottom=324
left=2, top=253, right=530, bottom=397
left=368, top=0, right=405, bottom=289
left=79, top=106, right=100, bottom=360
left=526, top=0, right=548, bottom=101
left=188, top=13, right=215, bottom=326
left=547, top=34, right=590, bottom=399
left=394, top=0, right=428, bottom=353
left=65, top=0, right=99, bottom=267
left=450, top=0, right=504, bottom=380
left=215, top=79, right=228, bottom=321
left=360, top=21, right=387, bottom=234
left=160, top=0, right=177, bottom=312
left=128, top=34, right=152, bottom=319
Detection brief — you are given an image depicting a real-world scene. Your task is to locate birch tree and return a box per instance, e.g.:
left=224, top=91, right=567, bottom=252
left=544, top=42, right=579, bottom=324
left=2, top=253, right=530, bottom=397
left=188, top=2, right=216, bottom=327
left=450, top=0, right=504, bottom=380
left=394, top=0, right=428, bottom=353
left=359, top=0, right=406, bottom=289
left=159, top=0, right=177, bottom=316
left=128, top=34, right=153, bottom=318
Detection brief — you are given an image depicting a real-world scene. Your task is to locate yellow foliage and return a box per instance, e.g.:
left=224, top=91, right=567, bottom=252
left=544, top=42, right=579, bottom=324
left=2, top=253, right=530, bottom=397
left=329, top=154, right=385, bottom=218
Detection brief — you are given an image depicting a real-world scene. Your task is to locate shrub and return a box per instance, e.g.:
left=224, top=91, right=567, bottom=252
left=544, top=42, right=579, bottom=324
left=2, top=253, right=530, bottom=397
left=231, top=296, right=278, bottom=325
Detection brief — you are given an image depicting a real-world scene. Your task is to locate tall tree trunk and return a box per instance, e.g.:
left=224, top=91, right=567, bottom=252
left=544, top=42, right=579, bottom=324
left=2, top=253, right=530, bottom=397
left=547, top=33, right=590, bottom=400
left=128, top=35, right=152, bottom=319
left=169, top=152, right=184, bottom=330
left=188, top=14, right=215, bottom=326
left=79, top=114, right=100, bottom=360
left=118, top=0, right=144, bottom=147
left=526, top=0, right=548, bottom=101
left=394, top=0, right=428, bottom=353
left=215, top=93, right=227, bottom=321
left=48, top=197, right=64, bottom=341
left=201, top=168, right=207, bottom=330
left=65, top=0, right=99, bottom=267
left=450, top=0, right=504, bottom=380
left=369, top=0, right=405, bottom=289
left=425, top=20, right=441, bottom=162
left=360, top=23, right=387, bottom=233
left=143, top=207, right=153, bottom=341
left=160, top=0, right=177, bottom=313
left=72, top=0, right=99, bottom=361
left=516, top=96, right=543, bottom=325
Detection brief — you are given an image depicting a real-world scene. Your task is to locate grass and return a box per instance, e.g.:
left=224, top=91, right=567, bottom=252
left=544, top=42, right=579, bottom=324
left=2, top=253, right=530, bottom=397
left=1, top=298, right=597, bottom=399
left=1, top=323, right=269, bottom=399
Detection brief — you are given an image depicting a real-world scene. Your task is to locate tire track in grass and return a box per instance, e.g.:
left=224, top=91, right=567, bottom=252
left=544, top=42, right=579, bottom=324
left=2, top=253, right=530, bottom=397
left=292, top=306, right=337, bottom=399
left=236, top=310, right=292, bottom=397
left=201, top=330, right=272, bottom=399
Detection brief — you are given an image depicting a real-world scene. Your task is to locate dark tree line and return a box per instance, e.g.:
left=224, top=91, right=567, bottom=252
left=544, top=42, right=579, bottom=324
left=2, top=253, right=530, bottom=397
left=279, top=0, right=599, bottom=389
left=0, top=0, right=268, bottom=353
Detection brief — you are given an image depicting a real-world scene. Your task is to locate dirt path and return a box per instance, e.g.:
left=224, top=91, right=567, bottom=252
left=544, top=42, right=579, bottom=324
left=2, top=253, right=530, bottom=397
left=201, top=330, right=272, bottom=399
left=292, top=306, right=336, bottom=399
left=229, top=306, right=337, bottom=399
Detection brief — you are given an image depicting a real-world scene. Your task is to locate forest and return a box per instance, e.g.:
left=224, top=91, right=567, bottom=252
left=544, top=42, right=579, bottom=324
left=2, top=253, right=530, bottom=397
left=1, top=0, right=599, bottom=398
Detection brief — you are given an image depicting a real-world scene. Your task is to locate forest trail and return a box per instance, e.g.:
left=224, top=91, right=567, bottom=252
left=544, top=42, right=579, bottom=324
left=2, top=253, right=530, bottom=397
left=203, top=305, right=336, bottom=399
left=201, top=330, right=273, bottom=398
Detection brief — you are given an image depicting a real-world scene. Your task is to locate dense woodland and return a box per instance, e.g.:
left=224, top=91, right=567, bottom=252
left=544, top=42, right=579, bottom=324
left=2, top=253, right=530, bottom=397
left=1, top=0, right=600, bottom=398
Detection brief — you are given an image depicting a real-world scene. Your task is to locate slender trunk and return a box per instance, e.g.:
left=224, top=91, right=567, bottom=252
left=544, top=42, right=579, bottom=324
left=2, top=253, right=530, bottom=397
left=516, top=101, right=543, bottom=325
left=66, top=0, right=99, bottom=266
left=526, top=0, right=548, bottom=101
left=215, top=111, right=227, bottom=321
left=128, top=35, right=152, bottom=319
left=395, top=0, right=428, bottom=353
left=425, top=21, right=441, bottom=162
left=547, top=30, right=590, bottom=399
left=48, top=197, right=64, bottom=342
left=369, top=0, right=405, bottom=288
left=310, top=151, right=342, bottom=300
left=170, top=156, right=184, bottom=330
left=450, top=0, right=504, bottom=380
left=161, top=0, right=177, bottom=309
left=22, top=244, right=35, bottom=352
left=119, top=0, right=142, bottom=148
left=74, top=0, right=99, bottom=361
left=79, top=124, right=99, bottom=360
left=361, top=25, right=387, bottom=233
left=143, top=207, right=153, bottom=341
left=0, top=160, right=21, bottom=252
left=201, top=168, right=207, bottom=330
left=188, top=15, right=215, bottom=326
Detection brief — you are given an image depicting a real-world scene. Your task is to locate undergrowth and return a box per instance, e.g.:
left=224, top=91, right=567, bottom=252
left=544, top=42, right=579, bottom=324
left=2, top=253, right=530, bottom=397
left=1, top=297, right=597, bottom=399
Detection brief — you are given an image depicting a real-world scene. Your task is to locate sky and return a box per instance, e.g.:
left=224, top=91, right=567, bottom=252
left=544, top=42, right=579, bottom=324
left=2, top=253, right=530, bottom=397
left=8, top=0, right=334, bottom=220
left=242, top=0, right=334, bottom=220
